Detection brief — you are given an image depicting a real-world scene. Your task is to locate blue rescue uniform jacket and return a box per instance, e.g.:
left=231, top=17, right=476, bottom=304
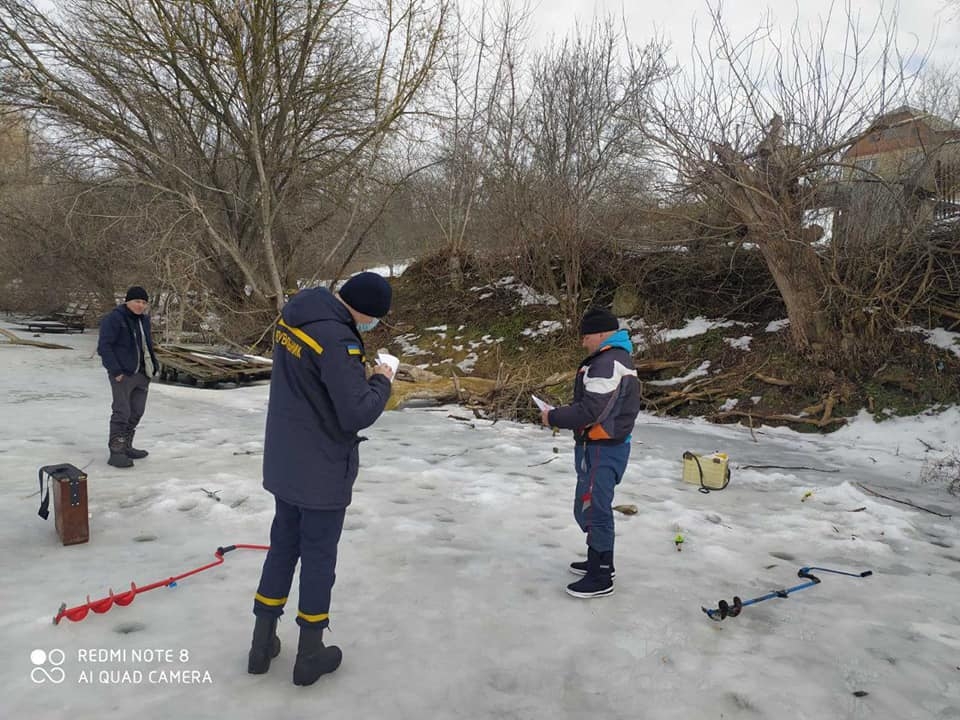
left=262, top=287, right=391, bottom=509
left=548, top=329, right=641, bottom=443
left=97, top=305, right=158, bottom=377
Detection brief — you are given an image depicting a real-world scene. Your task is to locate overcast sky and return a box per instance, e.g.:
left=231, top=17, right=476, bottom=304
left=513, top=0, right=959, bottom=68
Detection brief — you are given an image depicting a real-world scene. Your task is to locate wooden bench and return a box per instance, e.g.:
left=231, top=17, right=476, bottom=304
left=17, top=302, right=89, bottom=333
left=50, top=302, right=89, bottom=331
left=17, top=319, right=77, bottom=334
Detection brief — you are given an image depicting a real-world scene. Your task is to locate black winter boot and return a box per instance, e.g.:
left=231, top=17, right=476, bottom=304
left=570, top=550, right=616, bottom=579
left=126, top=430, right=149, bottom=459
left=566, top=548, right=614, bottom=599
left=108, top=436, right=134, bottom=468
left=292, top=627, right=342, bottom=686
left=247, top=615, right=282, bottom=674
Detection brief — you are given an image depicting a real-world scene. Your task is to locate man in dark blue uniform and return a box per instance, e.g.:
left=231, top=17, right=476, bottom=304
left=248, top=272, right=395, bottom=686
left=97, top=286, right=159, bottom=468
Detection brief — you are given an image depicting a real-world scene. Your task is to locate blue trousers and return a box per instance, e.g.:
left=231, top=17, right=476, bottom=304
left=573, top=442, right=630, bottom=553
left=254, top=496, right=346, bottom=629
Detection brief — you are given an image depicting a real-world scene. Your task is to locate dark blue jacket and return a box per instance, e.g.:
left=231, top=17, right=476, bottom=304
left=262, top=287, right=392, bottom=509
left=548, top=329, right=640, bottom=443
left=97, top=305, right=158, bottom=377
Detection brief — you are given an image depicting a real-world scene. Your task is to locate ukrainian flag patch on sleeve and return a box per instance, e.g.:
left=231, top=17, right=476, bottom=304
left=346, top=343, right=364, bottom=361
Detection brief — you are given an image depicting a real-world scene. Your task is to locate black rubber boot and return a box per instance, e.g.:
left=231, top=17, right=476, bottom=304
left=108, top=435, right=134, bottom=468
left=247, top=615, right=281, bottom=674
left=126, top=430, right=149, bottom=459
left=566, top=548, right=615, bottom=598
left=570, top=550, right=616, bottom=579
left=292, top=627, right=342, bottom=686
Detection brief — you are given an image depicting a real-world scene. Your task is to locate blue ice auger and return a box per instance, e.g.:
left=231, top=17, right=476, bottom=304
left=701, top=566, right=873, bottom=621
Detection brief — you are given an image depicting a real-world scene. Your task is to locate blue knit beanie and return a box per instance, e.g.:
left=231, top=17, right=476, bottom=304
left=339, top=272, right=392, bottom=318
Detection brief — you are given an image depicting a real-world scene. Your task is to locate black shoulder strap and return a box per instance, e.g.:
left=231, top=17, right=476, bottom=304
left=38, top=465, right=54, bottom=519
left=683, top=451, right=711, bottom=494
left=38, top=464, right=82, bottom=518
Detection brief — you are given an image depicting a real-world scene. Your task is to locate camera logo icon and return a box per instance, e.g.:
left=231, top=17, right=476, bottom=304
left=30, top=649, right=66, bottom=684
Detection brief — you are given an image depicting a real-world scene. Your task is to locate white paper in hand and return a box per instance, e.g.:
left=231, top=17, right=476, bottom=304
left=376, top=352, right=400, bottom=375
left=531, top=395, right=554, bottom=412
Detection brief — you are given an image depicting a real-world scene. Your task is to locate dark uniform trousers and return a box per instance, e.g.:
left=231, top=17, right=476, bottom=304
left=109, top=372, right=150, bottom=440
left=254, top=497, right=346, bottom=629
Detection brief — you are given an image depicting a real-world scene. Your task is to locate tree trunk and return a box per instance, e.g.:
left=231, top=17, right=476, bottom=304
left=754, top=231, right=831, bottom=352
left=448, top=251, right=463, bottom=291
left=707, top=131, right=836, bottom=356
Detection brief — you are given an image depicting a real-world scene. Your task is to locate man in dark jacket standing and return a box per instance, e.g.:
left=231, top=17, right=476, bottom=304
left=97, top=286, right=159, bottom=468
left=541, top=308, right=640, bottom=599
left=248, top=271, right=395, bottom=686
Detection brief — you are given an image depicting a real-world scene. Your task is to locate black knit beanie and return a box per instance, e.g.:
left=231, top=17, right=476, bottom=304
left=125, top=286, right=149, bottom=302
left=579, top=307, right=619, bottom=335
left=339, top=272, right=392, bottom=318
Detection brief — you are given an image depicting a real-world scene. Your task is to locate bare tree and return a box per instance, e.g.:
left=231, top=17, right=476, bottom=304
left=494, top=17, right=668, bottom=321
left=913, top=64, right=960, bottom=124
left=0, top=0, right=446, bottom=322
left=418, top=0, right=530, bottom=288
left=639, top=2, right=923, bottom=357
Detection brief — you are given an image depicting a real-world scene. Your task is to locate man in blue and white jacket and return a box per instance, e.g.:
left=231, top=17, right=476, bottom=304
left=542, top=308, right=640, bottom=598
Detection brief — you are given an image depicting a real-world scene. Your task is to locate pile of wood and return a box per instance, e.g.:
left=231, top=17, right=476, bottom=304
left=386, top=356, right=849, bottom=430
left=156, top=345, right=272, bottom=387
left=640, top=363, right=846, bottom=428
left=386, top=364, right=499, bottom=411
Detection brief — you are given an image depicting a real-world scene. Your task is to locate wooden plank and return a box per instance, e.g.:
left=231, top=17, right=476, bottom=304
left=17, top=320, right=75, bottom=334
left=0, top=327, right=73, bottom=349
left=154, top=345, right=272, bottom=386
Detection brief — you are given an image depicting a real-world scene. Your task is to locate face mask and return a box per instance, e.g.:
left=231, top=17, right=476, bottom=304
left=356, top=318, right=380, bottom=333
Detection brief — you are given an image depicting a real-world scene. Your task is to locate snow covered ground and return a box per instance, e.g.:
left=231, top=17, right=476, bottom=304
left=1, top=321, right=959, bottom=719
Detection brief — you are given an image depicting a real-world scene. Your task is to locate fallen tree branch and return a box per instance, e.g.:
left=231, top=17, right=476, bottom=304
left=711, top=410, right=847, bottom=428
left=753, top=372, right=792, bottom=387
left=529, top=370, right=576, bottom=389
left=646, top=372, right=743, bottom=413
left=820, top=393, right=837, bottom=427
left=930, top=304, right=960, bottom=322
left=0, top=327, right=73, bottom=349
left=855, top=482, right=952, bottom=518
left=740, top=464, right=839, bottom=473
left=634, top=359, right=687, bottom=374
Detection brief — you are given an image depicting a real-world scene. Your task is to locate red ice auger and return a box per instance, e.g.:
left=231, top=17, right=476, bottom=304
left=53, top=543, right=268, bottom=625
